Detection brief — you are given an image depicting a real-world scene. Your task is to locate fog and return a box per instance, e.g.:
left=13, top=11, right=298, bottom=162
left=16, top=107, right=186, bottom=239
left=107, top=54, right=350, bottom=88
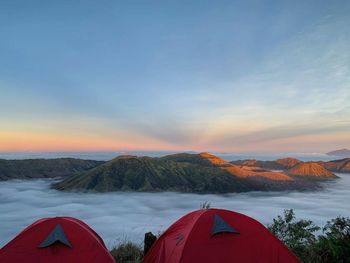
left=1, top=174, right=349, bottom=249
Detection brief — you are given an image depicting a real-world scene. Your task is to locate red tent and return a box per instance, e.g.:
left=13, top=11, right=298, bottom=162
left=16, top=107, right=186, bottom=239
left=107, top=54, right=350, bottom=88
left=0, top=217, right=116, bottom=263
left=143, top=208, right=300, bottom=263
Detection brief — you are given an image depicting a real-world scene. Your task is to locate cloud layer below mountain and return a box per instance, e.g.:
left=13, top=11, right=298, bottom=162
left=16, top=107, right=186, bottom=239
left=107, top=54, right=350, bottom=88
left=1, top=174, right=349, bottom=248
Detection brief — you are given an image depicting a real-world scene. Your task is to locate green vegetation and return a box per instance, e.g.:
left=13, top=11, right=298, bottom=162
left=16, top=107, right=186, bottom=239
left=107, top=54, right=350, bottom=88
left=268, top=209, right=320, bottom=260
left=53, top=155, right=259, bottom=193
left=110, top=241, right=143, bottom=263
left=1, top=153, right=341, bottom=192
left=53, top=153, right=326, bottom=193
left=268, top=209, right=350, bottom=263
left=0, top=158, right=104, bottom=180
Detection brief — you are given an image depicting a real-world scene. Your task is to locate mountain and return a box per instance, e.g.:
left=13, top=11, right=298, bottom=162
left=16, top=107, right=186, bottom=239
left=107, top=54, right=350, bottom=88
left=223, top=165, right=292, bottom=181
left=163, top=153, right=292, bottom=181
left=321, top=158, right=350, bottom=173
left=0, top=158, right=104, bottom=181
left=161, top=152, right=232, bottom=167
left=231, top=157, right=301, bottom=170
left=287, top=162, right=337, bottom=178
left=53, top=153, right=331, bottom=193
left=275, top=158, right=302, bottom=169
left=231, top=157, right=339, bottom=179
left=232, top=157, right=350, bottom=174
left=53, top=155, right=260, bottom=193
left=326, top=149, right=350, bottom=157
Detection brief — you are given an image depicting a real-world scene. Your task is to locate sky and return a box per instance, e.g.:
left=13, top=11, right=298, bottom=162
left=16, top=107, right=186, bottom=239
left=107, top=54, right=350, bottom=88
left=0, top=0, right=349, bottom=153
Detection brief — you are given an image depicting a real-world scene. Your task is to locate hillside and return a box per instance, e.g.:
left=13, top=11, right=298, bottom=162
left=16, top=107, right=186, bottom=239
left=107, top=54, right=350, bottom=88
left=326, top=148, right=350, bottom=157
left=0, top=158, right=104, bottom=181
left=232, top=158, right=337, bottom=179
left=53, top=153, right=333, bottom=193
left=53, top=155, right=260, bottom=193
left=287, top=162, right=337, bottom=178
left=321, top=158, right=350, bottom=173
left=161, top=152, right=232, bottom=167
left=232, top=157, right=350, bottom=174
left=231, top=157, right=302, bottom=170
left=275, top=158, right=302, bottom=169
left=163, top=153, right=292, bottom=181
left=223, top=165, right=292, bottom=181
left=1, top=152, right=339, bottom=193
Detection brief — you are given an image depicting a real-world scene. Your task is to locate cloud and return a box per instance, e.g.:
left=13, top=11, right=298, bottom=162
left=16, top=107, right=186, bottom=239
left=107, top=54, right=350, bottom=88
left=211, top=122, right=350, bottom=147
left=1, top=175, right=349, bottom=249
left=1, top=2, right=349, bottom=152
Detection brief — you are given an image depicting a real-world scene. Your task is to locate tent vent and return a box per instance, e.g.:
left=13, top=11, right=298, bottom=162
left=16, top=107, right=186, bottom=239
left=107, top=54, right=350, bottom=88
left=38, top=224, right=72, bottom=248
left=211, top=214, right=239, bottom=236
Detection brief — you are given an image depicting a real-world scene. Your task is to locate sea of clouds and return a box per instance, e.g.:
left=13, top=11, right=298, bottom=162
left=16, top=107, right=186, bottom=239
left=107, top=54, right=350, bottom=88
left=1, top=174, right=349, bottom=249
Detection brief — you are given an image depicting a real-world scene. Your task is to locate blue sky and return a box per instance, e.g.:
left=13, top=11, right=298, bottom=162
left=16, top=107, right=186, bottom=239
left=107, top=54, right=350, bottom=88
left=0, top=0, right=349, bottom=152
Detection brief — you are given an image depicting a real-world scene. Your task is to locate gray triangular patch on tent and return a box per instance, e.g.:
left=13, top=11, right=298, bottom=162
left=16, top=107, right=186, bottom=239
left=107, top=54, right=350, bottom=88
left=38, top=224, right=72, bottom=248
left=211, top=214, right=239, bottom=236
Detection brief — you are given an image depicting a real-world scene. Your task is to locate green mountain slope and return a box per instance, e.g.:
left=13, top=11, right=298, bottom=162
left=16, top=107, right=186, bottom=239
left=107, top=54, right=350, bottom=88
left=162, top=152, right=232, bottom=167
left=0, top=158, right=104, bottom=180
left=231, top=157, right=301, bottom=170
left=53, top=154, right=324, bottom=193
left=53, top=155, right=266, bottom=193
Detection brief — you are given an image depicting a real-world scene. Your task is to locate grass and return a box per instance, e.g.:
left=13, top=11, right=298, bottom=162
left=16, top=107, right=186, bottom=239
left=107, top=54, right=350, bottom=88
left=110, top=241, right=143, bottom=263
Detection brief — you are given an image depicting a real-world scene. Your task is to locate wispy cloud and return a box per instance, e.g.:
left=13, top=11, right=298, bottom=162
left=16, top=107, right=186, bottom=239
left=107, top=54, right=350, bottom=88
left=0, top=1, right=349, bottom=152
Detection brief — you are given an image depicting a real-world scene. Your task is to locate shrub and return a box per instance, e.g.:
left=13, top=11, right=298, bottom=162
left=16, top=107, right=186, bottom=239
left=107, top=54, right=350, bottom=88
left=269, top=209, right=350, bottom=263
left=200, top=201, right=211, bottom=209
left=311, top=217, right=350, bottom=262
left=110, top=241, right=143, bottom=263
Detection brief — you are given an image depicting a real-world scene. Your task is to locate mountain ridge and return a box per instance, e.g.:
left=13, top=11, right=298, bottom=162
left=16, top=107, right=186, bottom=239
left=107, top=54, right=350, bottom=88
left=326, top=149, right=350, bottom=157
left=0, top=158, right=104, bottom=181
left=232, top=157, right=349, bottom=173
left=52, top=153, right=336, bottom=193
left=287, top=162, right=336, bottom=178
left=53, top=155, right=260, bottom=193
left=0, top=153, right=341, bottom=193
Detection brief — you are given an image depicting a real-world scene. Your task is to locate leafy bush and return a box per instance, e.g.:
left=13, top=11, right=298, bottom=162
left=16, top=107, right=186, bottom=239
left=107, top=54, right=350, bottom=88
left=110, top=241, right=143, bottom=263
left=268, top=209, right=320, bottom=260
left=269, top=209, right=350, bottom=263
left=311, top=217, right=350, bottom=262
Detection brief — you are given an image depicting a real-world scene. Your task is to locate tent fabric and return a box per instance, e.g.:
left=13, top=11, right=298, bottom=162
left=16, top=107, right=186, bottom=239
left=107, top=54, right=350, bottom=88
left=0, top=217, right=116, bottom=263
left=143, top=208, right=300, bottom=263
left=211, top=214, right=239, bottom=236
left=38, top=224, right=72, bottom=248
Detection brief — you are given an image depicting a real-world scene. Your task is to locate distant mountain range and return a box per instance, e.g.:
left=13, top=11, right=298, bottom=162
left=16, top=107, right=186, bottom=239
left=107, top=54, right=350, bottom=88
left=53, top=153, right=340, bottom=193
left=232, top=157, right=350, bottom=173
left=326, top=148, right=350, bottom=157
left=1, top=153, right=348, bottom=194
left=0, top=158, right=103, bottom=180
left=320, top=158, right=350, bottom=173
